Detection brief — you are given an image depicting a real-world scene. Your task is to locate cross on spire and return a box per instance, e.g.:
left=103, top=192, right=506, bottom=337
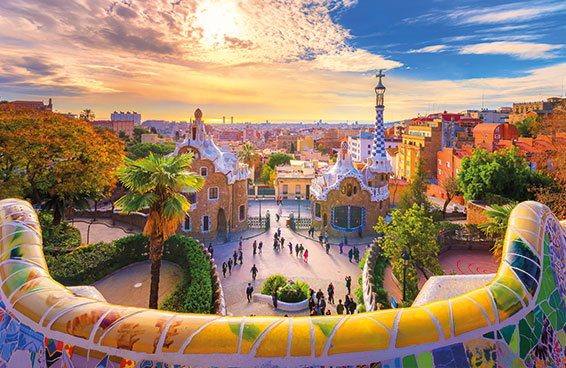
left=376, top=69, right=385, bottom=82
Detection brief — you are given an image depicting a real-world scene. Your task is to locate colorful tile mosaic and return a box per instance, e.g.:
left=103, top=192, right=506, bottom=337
left=0, top=198, right=566, bottom=367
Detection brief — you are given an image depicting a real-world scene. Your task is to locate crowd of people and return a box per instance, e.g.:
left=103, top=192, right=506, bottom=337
left=308, top=276, right=357, bottom=315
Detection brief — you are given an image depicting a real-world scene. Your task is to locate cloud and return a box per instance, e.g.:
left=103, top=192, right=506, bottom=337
left=459, top=41, right=563, bottom=59
left=406, top=0, right=566, bottom=25
left=408, top=45, right=449, bottom=53
left=312, top=49, right=402, bottom=72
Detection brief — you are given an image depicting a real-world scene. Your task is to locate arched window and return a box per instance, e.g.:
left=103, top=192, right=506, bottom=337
left=353, top=186, right=357, bottom=195
left=347, top=184, right=352, bottom=197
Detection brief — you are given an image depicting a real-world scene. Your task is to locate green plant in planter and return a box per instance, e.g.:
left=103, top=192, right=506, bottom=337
left=260, top=274, right=287, bottom=295
left=278, top=280, right=309, bottom=303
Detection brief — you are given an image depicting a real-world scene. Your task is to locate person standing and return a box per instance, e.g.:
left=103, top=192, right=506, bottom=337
left=336, top=299, right=345, bottom=315
left=348, top=298, right=357, bottom=314
left=354, top=247, right=360, bottom=263
left=348, top=248, right=353, bottom=262
left=339, top=241, right=344, bottom=254
left=233, top=250, right=238, bottom=265
left=272, top=290, right=278, bottom=310
left=320, top=296, right=327, bottom=315
left=208, top=243, right=214, bottom=258
left=227, top=258, right=233, bottom=275
left=258, top=241, right=263, bottom=254
left=277, top=227, right=281, bottom=238
left=316, top=289, right=324, bottom=304
left=280, top=236, right=285, bottom=249
left=246, top=283, right=254, bottom=303
left=343, top=234, right=348, bottom=246
left=288, top=242, right=293, bottom=255
left=253, top=240, right=257, bottom=256
left=299, top=244, right=304, bottom=257
left=250, top=264, right=258, bottom=280
left=325, top=241, right=330, bottom=254
left=345, top=275, right=352, bottom=294
left=344, top=296, right=351, bottom=315
left=327, top=283, right=335, bottom=304
left=295, top=243, right=299, bottom=257
left=304, top=249, right=309, bottom=263
left=238, top=249, right=243, bottom=265
left=222, top=262, right=227, bottom=278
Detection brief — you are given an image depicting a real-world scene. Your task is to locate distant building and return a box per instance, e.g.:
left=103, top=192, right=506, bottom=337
left=297, top=136, right=314, bottom=151
left=473, top=123, right=519, bottom=151
left=140, top=134, right=172, bottom=144
left=398, top=124, right=442, bottom=181
left=111, top=111, right=141, bottom=125
left=348, top=132, right=374, bottom=162
left=463, top=109, right=509, bottom=124
left=275, top=162, right=316, bottom=199
left=276, top=134, right=299, bottom=151
left=89, top=120, right=134, bottom=137
left=508, top=97, right=564, bottom=124
left=172, top=108, right=250, bottom=238
left=7, top=99, right=53, bottom=111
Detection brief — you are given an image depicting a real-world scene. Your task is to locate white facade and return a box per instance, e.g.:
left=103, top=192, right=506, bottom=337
left=464, top=110, right=509, bottom=124
left=111, top=111, right=141, bottom=125
left=348, top=132, right=374, bottom=162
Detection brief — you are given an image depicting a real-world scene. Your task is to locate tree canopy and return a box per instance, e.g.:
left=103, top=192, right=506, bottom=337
left=457, top=146, right=549, bottom=203
left=266, top=153, right=292, bottom=169
left=398, top=158, right=431, bottom=214
left=0, top=106, right=125, bottom=224
left=374, top=204, right=443, bottom=303
left=126, top=142, right=176, bottom=160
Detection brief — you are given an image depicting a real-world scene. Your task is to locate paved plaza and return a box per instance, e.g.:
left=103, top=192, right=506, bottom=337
left=71, top=217, right=139, bottom=245
left=439, top=250, right=499, bottom=275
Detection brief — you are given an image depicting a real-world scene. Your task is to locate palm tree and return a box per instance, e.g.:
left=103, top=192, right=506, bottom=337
left=115, top=152, right=203, bottom=308
left=478, top=202, right=517, bottom=260
left=79, top=108, right=95, bottom=121
left=238, top=142, right=260, bottom=180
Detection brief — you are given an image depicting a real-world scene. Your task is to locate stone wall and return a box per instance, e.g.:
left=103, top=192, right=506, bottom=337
left=467, top=200, right=492, bottom=225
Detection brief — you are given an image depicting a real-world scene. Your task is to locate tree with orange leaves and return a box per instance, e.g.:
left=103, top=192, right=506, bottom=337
left=0, top=105, right=125, bottom=224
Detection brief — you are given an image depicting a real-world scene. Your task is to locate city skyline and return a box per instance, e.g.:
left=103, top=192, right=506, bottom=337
left=0, top=0, right=565, bottom=122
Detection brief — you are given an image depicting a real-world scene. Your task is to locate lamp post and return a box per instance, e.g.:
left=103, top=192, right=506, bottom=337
left=255, top=195, right=262, bottom=222
left=401, top=250, right=410, bottom=302
left=296, top=195, right=301, bottom=219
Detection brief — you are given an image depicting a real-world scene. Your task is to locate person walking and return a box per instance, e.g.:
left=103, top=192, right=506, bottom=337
left=273, top=238, right=278, bottom=250
left=222, top=262, right=227, bottom=278
left=272, top=290, right=278, bottom=310
left=327, top=283, right=335, bottom=304
left=299, top=244, right=304, bottom=257
left=320, top=296, right=327, bottom=315
left=238, top=249, right=243, bottom=265
left=304, top=249, right=309, bottom=263
left=280, top=236, right=285, bottom=249
left=354, top=247, right=360, bottom=263
left=345, top=275, right=352, bottom=294
left=295, top=243, right=299, bottom=257
left=208, top=243, right=214, bottom=258
left=277, top=227, right=281, bottom=238
left=348, top=248, right=353, bottom=262
left=288, top=242, right=293, bottom=255
left=325, top=241, right=330, bottom=254
left=253, top=240, right=257, bottom=256
left=233, top=250, right=238, bottom=265
left=258, top=241, right=263, bottom=254
left=344, top=295, right=351, bottom=315
left=227, top=258, right=233, bottom=275
left=318, top=233, right=323, bottom=246
left=246, top=283, right=254, bottom=303
left=250, top=264, right=258, bottom=280
left=339, top=241, right=344, bottom=254
left=336, top=299, right=345, bottom=315
left=309, top=296, right=315, bottom=311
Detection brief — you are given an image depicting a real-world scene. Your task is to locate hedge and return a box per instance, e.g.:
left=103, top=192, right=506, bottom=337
left=45, top=233, right=214, bottom=314
left=260, top=274, right=309, bottom=303
left=38, top=211, right=81, bottom=251
left=354, top=248, right=391, bottom=311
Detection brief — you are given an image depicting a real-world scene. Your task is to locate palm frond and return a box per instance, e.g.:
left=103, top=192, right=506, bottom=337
left=161, top=192, right=191, bottom=222
left=115, top=192, right=158, bottom=213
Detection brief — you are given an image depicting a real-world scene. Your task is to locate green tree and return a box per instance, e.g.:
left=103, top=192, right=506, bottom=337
left=0, top=106, right=124, bottom=224
left=126, top=142, right=176, bottom=160
left=441, top=176, right=462, bottom=217
left=238, top=142, right=260, bottom=169
left=374, top=204, right=443, bottom=303
left=79, top=108, right=95, bottom=121
left=398, top=158, right=431, bottom=214
left=260, top=165, right=273, bottom=185
left=115, top=153, right=204, bottom=308
left=514, top=115, right=540, bottom=138
left=290, top=142, right=296, bottom=153
left=266, top=153, right=292, bottom=169
left=458, top=146, right=549, bottom=203
left=478, top=202, right=517, bottom=260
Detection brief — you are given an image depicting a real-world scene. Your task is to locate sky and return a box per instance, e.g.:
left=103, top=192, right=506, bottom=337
left=0, top=0, right=565, bottom=123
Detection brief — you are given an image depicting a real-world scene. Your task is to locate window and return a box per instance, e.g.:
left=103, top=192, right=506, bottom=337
left=183, top=215, right=191, bottom=231
left=283, top=184, right=288, bottom=194
left=438, top=169, right=442, bottom=175
left=314, top=202, right=321, bottom=218
left=209, top=187, right=219, bottom=200
left=495, top=134, right=500, bottom=139
left=186, top=192, right=196, bottom=204
left=200, top=167, right=208, bottom=177
left=353, top=186, right=357, bottom=194
left=239, top=205, right=245, bottom=221
left=202, top=215, right=210, bottom=233
left=347, top=184, right=352, bottom=197
left=331, top=205, right=365, bottom=231
left=447, top=162, right=450, bottom=168
left=438, top=159, right=442, bottom=166
left=295, top=184, right=300, bottom=194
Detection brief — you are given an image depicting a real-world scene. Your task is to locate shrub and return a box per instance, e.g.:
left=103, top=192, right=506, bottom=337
left=39, top=211, right=81, bottom=251
left=278, top=280, right=309, bottom=303
left=355, top=249, right=391, bottom=310
left=260, top=274, right=287, bottom=296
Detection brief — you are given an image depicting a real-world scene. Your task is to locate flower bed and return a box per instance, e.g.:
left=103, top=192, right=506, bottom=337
left=260, top=274, right=309, bottom=303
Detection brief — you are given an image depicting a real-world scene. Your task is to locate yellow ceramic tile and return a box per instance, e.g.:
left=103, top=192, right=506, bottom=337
left=328, top=315, right=389, bottom=355
left=1, top=265, right=49, bottom=297
left=161, top=314, right=219, bottom=353
left=290, top=317, right=312, bottom=357
left=311, top=315, right=343, bottom=356
left=486, top=283, right=523, bottom=323
left=451, top=297, right=489, bottom=336
left=495, top=266, right=529, bottom=306
left=240, top=317, right=283, bottom=354
left=463, top=288, right=497, bottom=325
left=13, top=289, right=73, bottom=324
left=367, top=308, right=399, bottom=332
left=9, top=277, right=62, bottom=304
left=396, top=307, right=440, bottom=348
left=255, top=318, right=289, bottom=358
left=420, top=300, right=452, bottom=340
left=91, top=306, right=144, bottom=343
left=50, top=302, right=112, bottom=340
left=184, top=317, right=243, bottom=354
left=100, top=310, right=175, bottom=353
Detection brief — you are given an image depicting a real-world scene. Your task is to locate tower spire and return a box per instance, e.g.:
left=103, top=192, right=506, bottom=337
left=369, top=69, right=392, bottom=173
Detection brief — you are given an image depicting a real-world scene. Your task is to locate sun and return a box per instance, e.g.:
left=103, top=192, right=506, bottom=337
left=195, top=1, right=241, bottom=45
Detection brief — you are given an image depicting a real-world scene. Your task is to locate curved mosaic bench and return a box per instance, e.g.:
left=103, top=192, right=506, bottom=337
left=1, top=198, right=566, bottom=367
